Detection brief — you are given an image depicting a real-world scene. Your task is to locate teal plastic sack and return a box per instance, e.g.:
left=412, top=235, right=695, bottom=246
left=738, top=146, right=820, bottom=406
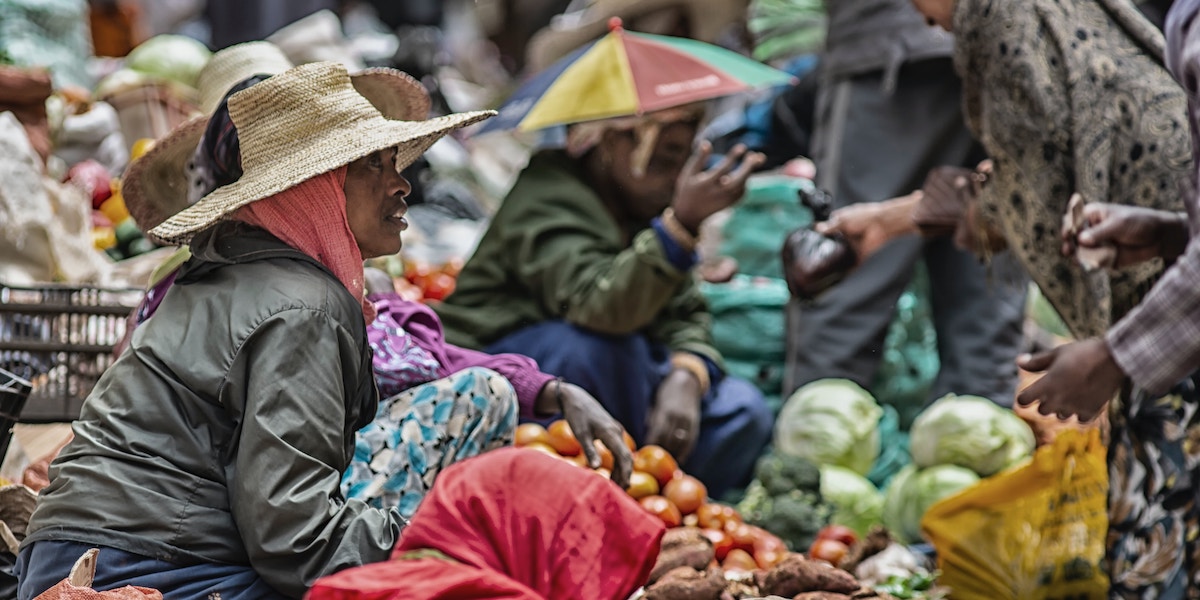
left=701, top=275, right=791, bottom=412
left=719, top=175, right=813, bottom=280
left=870, top=264, right=940, bottom=431
left=867, top=405, right=911, bottom=489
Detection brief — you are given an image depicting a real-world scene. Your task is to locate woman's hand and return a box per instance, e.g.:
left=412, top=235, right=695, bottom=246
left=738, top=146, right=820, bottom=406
left=1061, top=203, right=1189, bottom=267
left=646, top=369, right=703, bottom=463
left=671, top=142, right=766, bottom=234
left=538, top=381, right=634, bottom=488
left=815, top=194, right=921, bottom=263
left=1015, top=338, right=1125, bottom=422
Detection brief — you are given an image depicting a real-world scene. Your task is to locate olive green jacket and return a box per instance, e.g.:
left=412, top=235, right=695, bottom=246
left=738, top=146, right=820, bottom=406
left=435, top=151, right=722, bottom=368
left=23, top=222, right=402, bottom=598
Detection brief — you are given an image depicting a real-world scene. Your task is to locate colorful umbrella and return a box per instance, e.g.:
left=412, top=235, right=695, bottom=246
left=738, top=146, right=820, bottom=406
left=475, top=19, right=795, bottom=135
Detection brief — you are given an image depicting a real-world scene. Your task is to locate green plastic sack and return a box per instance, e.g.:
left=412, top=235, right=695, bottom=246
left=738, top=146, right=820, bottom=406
left=725, top=358, right=785, bottom=414
left=0, top=0, right=92, bottom=89
left=719, top=175, right=813, bottom=280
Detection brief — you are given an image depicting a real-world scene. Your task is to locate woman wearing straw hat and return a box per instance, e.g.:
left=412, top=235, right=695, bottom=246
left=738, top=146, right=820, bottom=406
left=113, top=40, right=634, bottom=514
left=13, top=59, right=624, bottom=600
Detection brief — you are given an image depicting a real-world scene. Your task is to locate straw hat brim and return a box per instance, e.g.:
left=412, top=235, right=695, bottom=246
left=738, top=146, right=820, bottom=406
left=124, top=68, right=432, bottom=235
left=147, top=109, right=494, bottom=245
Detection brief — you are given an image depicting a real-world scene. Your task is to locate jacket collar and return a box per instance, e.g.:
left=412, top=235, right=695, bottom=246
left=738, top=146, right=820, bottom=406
left=177, top=221, right=338, bottom=284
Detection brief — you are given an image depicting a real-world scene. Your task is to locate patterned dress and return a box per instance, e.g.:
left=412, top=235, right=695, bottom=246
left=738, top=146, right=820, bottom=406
left=954, top=0, right=1200, bottom=596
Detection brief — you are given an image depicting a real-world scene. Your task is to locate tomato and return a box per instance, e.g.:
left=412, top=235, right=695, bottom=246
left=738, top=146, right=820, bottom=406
left=700, top=528, right=734, bottom=561
left=633, top=445, right=679, bottom=486
left=594, top=467, right=611, bottom=480
left=682, top=514, right=699, bottom=528
left=522, top=442, right=559, bottom=457
left=404, top=261, right=431, bottom=285
left=728, top=523, right=758, bottom=553
left=592, top=440, right=614, bottom=470
left=753, top=532, right=788, bottom=555
left=622, top=430, right=637, bottom=452
left=808, top=539, right=849, bottom=566
left=696, top=503, right=740, bottom=530
left=570, top=454, right=590, bottom=467
left=626, top=471, right=660, bottom=499
left=441, top=257, right=464, bottom=278
left=722, top=548, right=758, bottom=573
left=421, top=273, right=457, bottom=301
left=546, top=420, right=582, bottom=456
left=816, top=525, right=858, bottom=548
left=639, top=495, right=682, bottom=528
left=755, top=548, right=787, bottom=569
left=514, top=423, right=552, bottom=448
left=663, top=475, right=707, bottom=515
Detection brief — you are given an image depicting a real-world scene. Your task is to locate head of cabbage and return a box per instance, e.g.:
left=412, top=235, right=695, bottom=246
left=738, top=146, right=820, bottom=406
left=882, top=464, right=979, bottom=544
left=909, top=394, right=1035, bottom=477
left=776, top=379, right=883, bottom=475
left=820, top=465, right=883, bottom=537
left=124, top=35, right=212, bottom=89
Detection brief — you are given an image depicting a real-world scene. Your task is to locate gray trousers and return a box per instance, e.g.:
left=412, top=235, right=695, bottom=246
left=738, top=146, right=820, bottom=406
left=784, top=58, right=1028, bottom=407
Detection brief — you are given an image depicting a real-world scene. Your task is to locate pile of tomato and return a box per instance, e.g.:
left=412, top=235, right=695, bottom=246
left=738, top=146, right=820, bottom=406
left=516, top=420, right=791, bottom=572
left=395, top=258, right=463, bottom=302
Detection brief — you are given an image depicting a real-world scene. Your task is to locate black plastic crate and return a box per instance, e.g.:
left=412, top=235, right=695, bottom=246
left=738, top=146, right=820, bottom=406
left=0, top=283, right=143, bottom=422
left=0, top=367, right=32, bottom=463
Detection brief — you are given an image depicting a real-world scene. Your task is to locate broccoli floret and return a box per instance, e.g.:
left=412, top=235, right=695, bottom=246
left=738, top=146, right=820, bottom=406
left=755, top=453, right=821, bottom=496
left=739, top=485, right=831, bottom=551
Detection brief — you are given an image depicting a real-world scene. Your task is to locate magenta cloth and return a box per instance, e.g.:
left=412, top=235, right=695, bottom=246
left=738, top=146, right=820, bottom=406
left=367, top=292, right=554, bottom=418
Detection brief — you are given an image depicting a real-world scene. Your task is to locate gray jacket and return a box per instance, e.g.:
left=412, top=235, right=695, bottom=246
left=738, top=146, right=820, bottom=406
left=822, top=0, right=955, bottom=90
left=23, top=222, right=402, bottom=598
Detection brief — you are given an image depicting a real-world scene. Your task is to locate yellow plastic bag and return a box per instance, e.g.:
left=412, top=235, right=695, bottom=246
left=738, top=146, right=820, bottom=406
left=922, top=428, right=1109, bottom=599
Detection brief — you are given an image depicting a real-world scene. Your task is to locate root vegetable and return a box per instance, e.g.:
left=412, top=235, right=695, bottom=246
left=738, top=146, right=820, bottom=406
left=761, top=554, right=860, bottom=597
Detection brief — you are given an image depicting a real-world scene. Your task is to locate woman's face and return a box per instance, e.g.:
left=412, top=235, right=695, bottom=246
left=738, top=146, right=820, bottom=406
left=600, top=121, right=698, bottom=222
left=910, top=0, right=955, bottom=30
left=344, top=148, right=412, bottom=259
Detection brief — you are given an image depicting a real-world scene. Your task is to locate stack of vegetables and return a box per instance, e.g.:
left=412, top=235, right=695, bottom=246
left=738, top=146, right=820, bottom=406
left=73, top=139, right=158, bottom=261
left=882, top=394, right=1035, bottom=544
left=762, top=380, right=1036, bottom=549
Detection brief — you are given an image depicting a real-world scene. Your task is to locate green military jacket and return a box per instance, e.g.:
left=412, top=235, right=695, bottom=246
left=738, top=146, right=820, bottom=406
left=436, top=151, right=722, bottom=368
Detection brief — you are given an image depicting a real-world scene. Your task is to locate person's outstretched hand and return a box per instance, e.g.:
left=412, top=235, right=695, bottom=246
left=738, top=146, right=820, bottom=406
left=671, top=143, right=765, bottom=234
left=1015, top=338, right=1124, bottom=422
left=538, top=381, right=633, bottom=488
left=816, top=193, right=920, bottom=263
left=1061, top=203, right=1189, bottom=267
left=646, top=369, right=703, bottom=463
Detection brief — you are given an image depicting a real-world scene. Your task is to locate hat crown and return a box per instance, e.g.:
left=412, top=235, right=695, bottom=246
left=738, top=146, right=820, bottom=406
left=227, top=61, right=383, bottom=176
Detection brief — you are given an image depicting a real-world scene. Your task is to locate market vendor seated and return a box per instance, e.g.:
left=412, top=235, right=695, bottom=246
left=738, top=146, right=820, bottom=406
left=16, top=61, right=630, bottom=600
left=109, top=41, right=634, bottom=520
left=435, top=107, right=775, bottom=498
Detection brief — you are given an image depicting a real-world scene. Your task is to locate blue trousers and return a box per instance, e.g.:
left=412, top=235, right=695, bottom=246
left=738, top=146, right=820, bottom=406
left=17, top=540, right=290, bottom=600
left=487, top=321, right=773, bottom=498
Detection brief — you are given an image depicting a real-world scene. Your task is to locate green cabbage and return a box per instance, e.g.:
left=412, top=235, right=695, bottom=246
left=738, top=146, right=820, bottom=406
left=820, top=465, right=884, bottom=537
left=776, top=379, right=883, bottom=475
left=124, top=35, right=211, bottom=89
left=881, top=464, right=979, bottom=544
left=909, top=394, right=1035, bottom=477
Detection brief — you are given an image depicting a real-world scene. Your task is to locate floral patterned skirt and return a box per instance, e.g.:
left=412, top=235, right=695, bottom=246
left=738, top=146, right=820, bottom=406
left=1107, top=372, right=1200, bottom=599
left=340, top=367, right=518, bottom=519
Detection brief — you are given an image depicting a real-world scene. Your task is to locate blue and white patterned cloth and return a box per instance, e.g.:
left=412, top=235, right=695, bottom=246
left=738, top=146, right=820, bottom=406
left=341, top=367, right=518, bottom=518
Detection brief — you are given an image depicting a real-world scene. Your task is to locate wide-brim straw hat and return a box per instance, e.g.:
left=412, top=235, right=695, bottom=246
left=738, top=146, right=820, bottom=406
left=145, top=61, right=494, bottom=245
left=124, top=41, right=433, bottom=234
left=526, top=0, right=750, bottom=72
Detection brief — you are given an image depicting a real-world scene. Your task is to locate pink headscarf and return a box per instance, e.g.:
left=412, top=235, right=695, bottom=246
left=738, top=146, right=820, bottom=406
left=235, top=166, right=377, bottom=323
